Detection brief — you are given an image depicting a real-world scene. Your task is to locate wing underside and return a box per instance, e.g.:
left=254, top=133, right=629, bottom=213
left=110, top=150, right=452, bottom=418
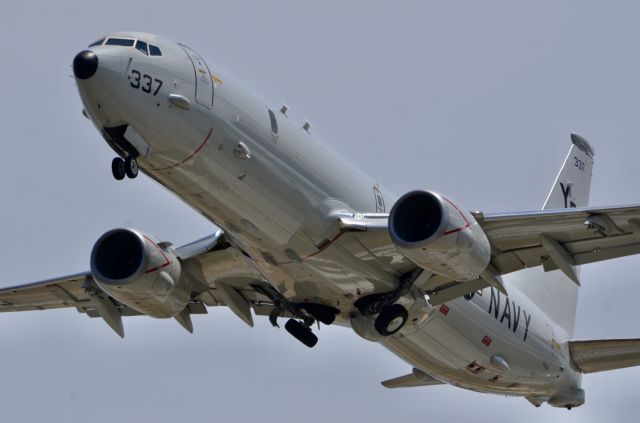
left=338, top=203, right=640, bottom=304
left=0, top=232, right=277, bottom=336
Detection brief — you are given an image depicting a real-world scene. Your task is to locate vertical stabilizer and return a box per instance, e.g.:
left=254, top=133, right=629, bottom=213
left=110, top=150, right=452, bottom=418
left=543, top=133, right=594, bottom=210
left=511, top=134, right=594, bottom=336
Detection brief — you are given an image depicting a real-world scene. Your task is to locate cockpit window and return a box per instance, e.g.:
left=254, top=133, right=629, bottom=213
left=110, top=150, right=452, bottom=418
left=135, top=40, right=149, bottom=55
left=89, top=38, right=105, bottom=47
left=96, top=37, right=161, bottom=56
left=149, top=45, right=162, bottom=56
left=105, top=38, right=135, bottom=47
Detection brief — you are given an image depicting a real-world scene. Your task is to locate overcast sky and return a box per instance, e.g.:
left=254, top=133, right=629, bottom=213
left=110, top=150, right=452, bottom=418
left=1, top=1, right=639, bottom=421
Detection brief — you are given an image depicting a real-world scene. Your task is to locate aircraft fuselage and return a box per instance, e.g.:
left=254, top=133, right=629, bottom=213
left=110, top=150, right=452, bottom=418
left=75, top=32, right=583, bottom=406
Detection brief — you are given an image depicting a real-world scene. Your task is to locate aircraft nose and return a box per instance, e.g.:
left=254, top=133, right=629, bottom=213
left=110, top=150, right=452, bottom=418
left=73, top=50, right=99, bottom=80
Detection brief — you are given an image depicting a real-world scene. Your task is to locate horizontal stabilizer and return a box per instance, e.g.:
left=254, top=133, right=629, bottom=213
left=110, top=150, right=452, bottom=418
left=570, top=338, right=640, bottom=373
left=381, top=368, right=444, bottom=388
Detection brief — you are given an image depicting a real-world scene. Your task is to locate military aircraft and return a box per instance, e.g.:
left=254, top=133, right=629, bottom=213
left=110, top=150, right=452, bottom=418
left=3, top=31, right=640, bottom=409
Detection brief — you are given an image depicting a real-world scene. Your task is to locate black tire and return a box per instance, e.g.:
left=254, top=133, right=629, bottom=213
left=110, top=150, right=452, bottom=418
left=111, top=157, right=125, bottom=180
left=284, top=319, right=318, bottom=348
left=124, top=156, right=138, bottom=179
left=374, top=304, right=408, bottom=336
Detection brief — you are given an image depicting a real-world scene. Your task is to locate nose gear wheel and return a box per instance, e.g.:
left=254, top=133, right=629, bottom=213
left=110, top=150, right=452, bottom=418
left=111, top=156, right=139, bottom=180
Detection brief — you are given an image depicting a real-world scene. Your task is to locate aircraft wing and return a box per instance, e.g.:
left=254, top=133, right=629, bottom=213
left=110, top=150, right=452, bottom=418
left=0, top=232, right=275, bottom=336
left=339, top=203, right=640, bottom=303
left=474, top=204, right=640, bottom=278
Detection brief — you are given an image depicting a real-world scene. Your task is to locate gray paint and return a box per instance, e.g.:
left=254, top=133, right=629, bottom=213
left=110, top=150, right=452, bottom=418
left=1, top=1, right=639, bottom=421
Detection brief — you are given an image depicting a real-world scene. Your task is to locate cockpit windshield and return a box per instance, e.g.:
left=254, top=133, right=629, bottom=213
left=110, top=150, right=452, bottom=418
left=88, top=37, right=162, bottom=56
left=105, top=38, right=135, bottom=47
left=135, top=40, right=148, bottom=55
left=149, top=45, right=162, bottom=56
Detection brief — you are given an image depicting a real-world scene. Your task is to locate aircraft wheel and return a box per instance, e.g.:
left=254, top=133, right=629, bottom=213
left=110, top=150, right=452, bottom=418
left=124, top=156, right=139, bottom=179
left=374, top=304, right=408, bottom=336
left=284, top=318, right=318, bottom=348
left=111, top=157, right=126, bottom=180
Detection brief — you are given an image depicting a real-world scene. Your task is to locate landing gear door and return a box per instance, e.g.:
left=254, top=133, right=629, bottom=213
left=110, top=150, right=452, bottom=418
left=179, top=44, right=214, bottom=109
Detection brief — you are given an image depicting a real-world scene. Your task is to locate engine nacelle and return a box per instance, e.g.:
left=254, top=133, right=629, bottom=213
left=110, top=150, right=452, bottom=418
left=90, top=228, right=190, bottom=318
left=388, top=190, right=490, bottom=281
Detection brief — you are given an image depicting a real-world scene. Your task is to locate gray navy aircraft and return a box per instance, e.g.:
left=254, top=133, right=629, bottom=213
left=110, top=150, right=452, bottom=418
left=3, top=32, right=640, bottom=409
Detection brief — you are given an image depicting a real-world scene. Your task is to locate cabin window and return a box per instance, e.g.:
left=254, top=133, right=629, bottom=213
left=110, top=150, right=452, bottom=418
left=149, top=45, right=162, bottom=56
left=268, top=109, right=278, bottom=134
left=105, top=38, right=135, bottom=47
left=135, top=40, right=149, bottom=55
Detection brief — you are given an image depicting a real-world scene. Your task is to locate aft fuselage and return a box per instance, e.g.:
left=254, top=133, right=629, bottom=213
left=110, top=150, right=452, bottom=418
left=76, top=32, right=582, bottom=403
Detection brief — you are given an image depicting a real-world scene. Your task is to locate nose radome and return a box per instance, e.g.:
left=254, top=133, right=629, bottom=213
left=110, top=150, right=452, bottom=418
left=73, top=50, right=98, bottom=80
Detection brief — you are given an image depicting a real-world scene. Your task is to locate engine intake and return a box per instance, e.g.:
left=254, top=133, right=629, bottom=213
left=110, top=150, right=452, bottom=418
left=90, top=228, right=190, bottom=318
left=92, top=229, right=145, bottom=282
left=389, top=190, right=490, bottom=281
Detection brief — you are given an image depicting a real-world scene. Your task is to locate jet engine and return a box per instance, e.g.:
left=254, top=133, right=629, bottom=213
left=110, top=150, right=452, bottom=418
left=388, top=190, right=491, bottom=281
left=90, top=228, right=190, bottom=318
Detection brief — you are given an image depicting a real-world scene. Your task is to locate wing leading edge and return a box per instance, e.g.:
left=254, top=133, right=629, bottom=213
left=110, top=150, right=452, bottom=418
left=0, top=231, right=273, bottom=337
left=338, top=203, right=640, bottom=304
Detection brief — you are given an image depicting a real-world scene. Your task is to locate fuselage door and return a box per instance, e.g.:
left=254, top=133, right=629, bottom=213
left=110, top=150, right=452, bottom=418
left=179, top=44, right=213, bottom=109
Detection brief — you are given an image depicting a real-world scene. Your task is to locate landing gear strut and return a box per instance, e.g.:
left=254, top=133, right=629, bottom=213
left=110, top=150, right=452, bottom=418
left=354, top=269, right=424, bottom=337
left=111, top=156, right=138, bottom=180
left=252, top=283, right=339, bottom=348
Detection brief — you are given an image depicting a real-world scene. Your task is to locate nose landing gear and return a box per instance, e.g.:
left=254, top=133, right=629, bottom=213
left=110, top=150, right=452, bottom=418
left=111, top=156, right=138, bottom=180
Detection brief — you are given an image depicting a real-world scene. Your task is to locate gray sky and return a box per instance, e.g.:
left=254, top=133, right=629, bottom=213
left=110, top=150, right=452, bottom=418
left=1, top=1, right=639, bottom=421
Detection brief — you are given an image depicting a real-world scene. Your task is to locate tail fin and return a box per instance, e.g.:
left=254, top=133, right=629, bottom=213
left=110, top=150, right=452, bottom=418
left=543, top=133, right=594, bottom=210
left=511, top=134, right=594, bottom=336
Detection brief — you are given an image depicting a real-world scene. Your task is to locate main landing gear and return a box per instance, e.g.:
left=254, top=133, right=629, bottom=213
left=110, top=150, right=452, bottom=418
left=273, top=303, right=339, bottom=348
left=280, top=303, right=339, bottom=348
left=252, top=284, right=339, bottom=348
left=284, top=318, right=318, bottom=348
left=353, top=270, right=423, bottom=337
left=374, top=303, right=409, bottom=336
left=112, top=156, right=138, bottom=180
